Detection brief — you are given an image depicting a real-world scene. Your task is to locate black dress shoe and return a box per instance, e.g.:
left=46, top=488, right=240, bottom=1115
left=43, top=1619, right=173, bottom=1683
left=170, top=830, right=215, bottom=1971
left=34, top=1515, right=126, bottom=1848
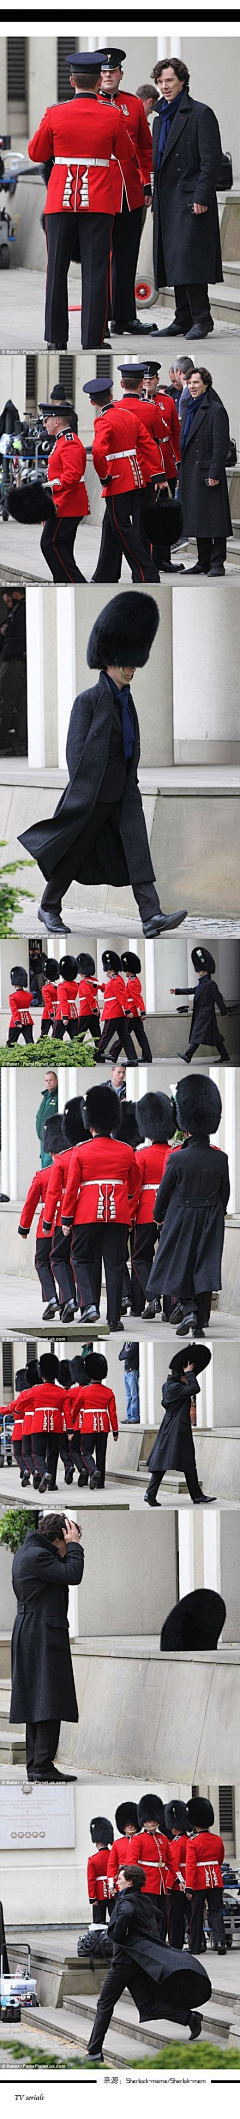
left=21, top=1471, right=31, bottom=1486
left=157, top=319, right=189, bottom=336
left=60, top=1301, right=75, bottom=1322
left=189, top=2012, right=202, bottom=2040
left=38, top=908, right=71, bottom=935
left=143, top=909, right=187, bottom=935
left=176, top=1311, right=198, bottom=1335
left=107, top=1318, right=123, bottom=1331
left=144, top=1491, right=160, bottom=1506
left=42, top=1300, right=60, bottom=1321
left=186, top=317, right=214, bottom=338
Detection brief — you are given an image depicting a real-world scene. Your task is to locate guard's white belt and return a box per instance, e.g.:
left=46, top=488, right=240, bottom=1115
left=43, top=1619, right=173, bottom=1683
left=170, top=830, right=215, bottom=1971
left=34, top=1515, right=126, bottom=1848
left=79, top=1178, right=122, bottom=1186
left=55, top=156, right=109, bottom=167
left=106, top=449, right=140, bottom=461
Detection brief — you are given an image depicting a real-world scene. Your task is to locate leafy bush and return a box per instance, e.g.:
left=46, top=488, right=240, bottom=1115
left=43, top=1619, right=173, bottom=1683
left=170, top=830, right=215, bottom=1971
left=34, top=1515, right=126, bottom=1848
left=1, top=2041, right=240, bottom=2072
left=0, top=845, right=34, bottom=937
left=0, top=1508, right=36, bottom=1552
left=0, top=1038, right=95, bottom=1067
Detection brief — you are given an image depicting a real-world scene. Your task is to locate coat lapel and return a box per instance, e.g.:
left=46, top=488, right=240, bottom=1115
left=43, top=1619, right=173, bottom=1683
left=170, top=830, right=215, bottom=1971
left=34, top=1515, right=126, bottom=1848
left=181, top=398, right=208, bottom=453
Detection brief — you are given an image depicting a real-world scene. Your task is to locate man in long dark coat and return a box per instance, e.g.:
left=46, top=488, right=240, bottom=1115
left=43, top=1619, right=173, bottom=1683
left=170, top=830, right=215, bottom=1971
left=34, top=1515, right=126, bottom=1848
left=144, top=1341, right=214, bottom=1505
left=18, top=593, right=186, bottom=941
left=87, top=1863, right=212, bottom=2059
left=152, top=56, right=224, bottom=338
left=172, top=945, right=237, bottom=1062
left=146, top=1074, right=230, bottom=1334
left=179, top=368, right=232, bottom=574
left=9, top=1513, right=84, bottom=1782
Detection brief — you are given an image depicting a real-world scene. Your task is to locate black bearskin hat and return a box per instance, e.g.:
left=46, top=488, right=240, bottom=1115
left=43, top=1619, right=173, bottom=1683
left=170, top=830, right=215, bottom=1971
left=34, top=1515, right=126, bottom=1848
left=174, top=1074, right=222, bottom=1137
left=191, top=947, right=215, bottom=976
left=83, top=1085, right=120, bottom=1135
left=138, top=1793, right=165, bottom=1829
left=143, top=499, right=183, bottom=546
left=87, top=592, right=159, bottom=670
left=18, top=1359, right=40, bottom=1388
left=164, top=1801, right=188, bottom=1837
left=42, top=958, right=59, bottom=982
left=170, top=1342, right=211, bottom=1379
left=76, top=953, right=96, bottom=977
left=84, top=1352, right=108, bottom=1383
left=115, top=1802, right=138, bottom=1833
left=69, top=1356, right=87, bottom=1385
left=42, top=1115, right=65, bottom=1156
left=121, top=952, right=141, bottom=975
left=58, top=1360, right=72, bottom=1388
left=11, top=965, right=28, bottom=988
left=187, top=1797, right=214, bottom=1830
left=160, top=1588, right=226, bottom=1652
left=58, top=955, right=78, bottom=980
left=90, top=1817, right=113, bottom=1846
left=39, top=1353, right=60, bottom=1382
left=102, top=950, right=122, bottom=974
left=136, top=1092, right=174, bottom=1145
left=113, top=1101, right=141, bottom=1150
left=62, top=1097, right=88, bottom=1148
left=8, top=483, right=55, bottom=524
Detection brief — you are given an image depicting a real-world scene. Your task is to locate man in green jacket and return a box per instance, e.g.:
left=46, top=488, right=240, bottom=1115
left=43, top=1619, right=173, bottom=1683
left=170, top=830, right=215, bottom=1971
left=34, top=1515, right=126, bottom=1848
left=36, top=1071, right=58, bottom=1168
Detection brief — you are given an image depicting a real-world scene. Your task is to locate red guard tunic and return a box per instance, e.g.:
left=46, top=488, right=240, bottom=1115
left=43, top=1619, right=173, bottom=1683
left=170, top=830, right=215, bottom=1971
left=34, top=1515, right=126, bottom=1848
left=99, top=88, right=152, bottom=208
left=101, top=974, right=126, bottom=1021
left=61, top=1136, right=141, bottom=1228
left=55, top=978, right=79, bottom=1021
left=107, top=1835, right=136, bottom=1894
left=41, top=979, right=59, bottom=1025
left=63, top=1385, right=84, bottom=1434
left=2, top=1391, right=29, bottom=1444
left=185, top=1831, right=225, bottom=1892
left=153, top=389, right=180, bottom=481
left=121, top=395, right=167, bottom=477
left=134, top=1143, right=168, bottom=1226
left=78, top=1382, right=118, bottom=1437
left=118, top=396, right=164, bottom=482
left=19, top=1167, right=53, bottom=1243
left=24, top=1380, right=68, bottom=1435
left=42, top=1148, right=74, bottom=1233
left=92, top=404, right=146, bottom=496
left=87, top=1847, right=111, bottom=1908
left=28, top=98, right=139, bottom=215
left=47, top=431, right=89, bottom=521
left=9, top=987, right=33, bottom=1030
left=166, top=1836, right=187, bottom=1892
left=78, top=976, right=101, bottom=1019
left=124, top=975, right=145, bottom=1020
left=131, top=1829, right=175, bottom=1895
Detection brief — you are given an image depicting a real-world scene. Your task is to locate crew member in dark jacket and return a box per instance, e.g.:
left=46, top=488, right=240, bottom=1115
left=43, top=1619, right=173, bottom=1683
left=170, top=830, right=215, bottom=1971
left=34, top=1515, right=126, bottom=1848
left=144, top=1341, right=213, bottom=1505
left=179, top=368, right=232, bottom=574
left=172, top=945, right=236, bottom=1061
left=88, top=1863, right=212, bottom=2058
left=19, top=593, right=186, bottom=940
left=152, top=56, right=224, bottom=337
left=146, top=1074, right=230, bottom=1334
left=10, top=1513, right=84, bottom=1781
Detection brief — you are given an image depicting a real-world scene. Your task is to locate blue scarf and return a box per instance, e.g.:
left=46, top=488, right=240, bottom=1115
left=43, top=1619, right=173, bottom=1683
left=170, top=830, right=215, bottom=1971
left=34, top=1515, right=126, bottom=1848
left=181, top=398, right=200, bottom=449
left=157, top=88, right=184, bottom=169
left=106, top=672, right=134, bottom=760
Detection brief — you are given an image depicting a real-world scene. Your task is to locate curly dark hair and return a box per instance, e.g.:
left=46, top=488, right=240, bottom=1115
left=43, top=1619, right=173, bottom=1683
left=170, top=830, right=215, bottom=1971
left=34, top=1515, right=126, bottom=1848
left=152, top=57, right=189, bottom=89
left=121, top=1864, right=146, bottom=1891
left=38, top=1513, right=68, bottom=1543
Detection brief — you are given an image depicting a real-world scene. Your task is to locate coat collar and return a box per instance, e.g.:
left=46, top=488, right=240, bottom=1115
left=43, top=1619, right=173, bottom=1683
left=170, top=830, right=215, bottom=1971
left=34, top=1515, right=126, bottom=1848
left=156, top=86, right=190, bottom=165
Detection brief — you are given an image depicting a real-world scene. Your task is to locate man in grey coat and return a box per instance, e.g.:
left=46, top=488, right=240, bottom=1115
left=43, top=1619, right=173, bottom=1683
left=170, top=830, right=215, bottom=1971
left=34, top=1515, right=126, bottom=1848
left=152, top=56, right=225, bottom=339
left=19, top=593, right=186, bottom=940
left=10, top=1513, right=84, bottom=1782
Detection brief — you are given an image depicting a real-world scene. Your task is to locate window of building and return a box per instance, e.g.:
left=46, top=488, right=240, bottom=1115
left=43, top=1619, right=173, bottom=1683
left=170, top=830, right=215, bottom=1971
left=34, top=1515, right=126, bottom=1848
left=97, top=353, right=112, bottom=382
left=59, top=355, right=74, bottom=399
left=57, top=38, right=76, bottom=101
left=219, top=1787, right=235, bottom=1850
left=2, top=1343, right=13, bottom=1392
left=26, top=356, right=37, bottom=412
left=7, top=38, right=27, bottom=131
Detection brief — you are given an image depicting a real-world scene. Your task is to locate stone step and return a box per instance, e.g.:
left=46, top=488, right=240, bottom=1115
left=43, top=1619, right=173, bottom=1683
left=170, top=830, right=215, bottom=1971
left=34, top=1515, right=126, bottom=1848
left=62, top=1988, right=231, bottom=2051
left=22, top=2000, right=155, bottom=2063
left=0, top=1726, right=26, bottom=1762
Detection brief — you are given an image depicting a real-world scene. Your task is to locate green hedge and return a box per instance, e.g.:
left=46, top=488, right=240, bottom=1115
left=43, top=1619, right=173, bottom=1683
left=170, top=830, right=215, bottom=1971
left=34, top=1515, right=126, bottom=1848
left=1, top=2042, right=240, bottom=2072
left=0, top=1039, right=95, bottom=1067
left=0, top=1508, right=36, bottom=1551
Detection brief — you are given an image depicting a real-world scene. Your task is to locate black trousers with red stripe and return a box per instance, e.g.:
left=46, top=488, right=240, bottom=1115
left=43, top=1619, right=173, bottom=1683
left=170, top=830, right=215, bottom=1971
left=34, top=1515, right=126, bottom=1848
left=69, top=1432, right=98, bottom=1480
left=50, top=1227, right=76, bottom=1309
left=13, top=1440, right=23, bottom=1472
left=94, top=491, right=159, bottom=583
left=111, top=200, right=144, bottom=327
left=45, top=209, right=113, bottom=349
left=71, top=1221, right=127, bottom=1325
left=31, top=1434, right=60, bottom=1483
left=40, top=515, right=86, bottom=584
left=190, top=1887, right=225, bottom=1953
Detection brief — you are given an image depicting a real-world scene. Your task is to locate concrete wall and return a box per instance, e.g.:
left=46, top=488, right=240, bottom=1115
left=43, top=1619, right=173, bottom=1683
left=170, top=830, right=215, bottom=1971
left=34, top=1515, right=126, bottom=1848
left=59, top=1646, right=240, bottom=1781
left=1, top=776, right=240, bottom=918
